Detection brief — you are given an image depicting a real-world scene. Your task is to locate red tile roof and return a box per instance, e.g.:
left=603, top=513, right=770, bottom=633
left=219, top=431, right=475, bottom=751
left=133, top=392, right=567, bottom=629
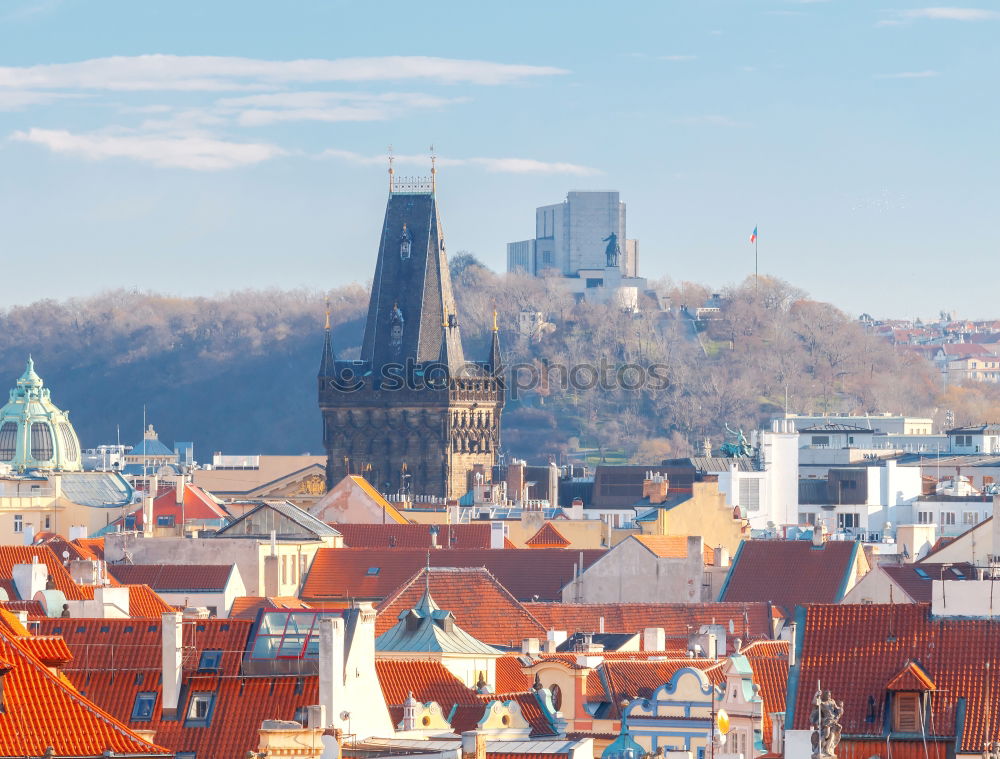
left=375, top=568, right=546, bottom=646
left=375, top=659, right=480, bottom=706
left=37, top=617, right=252, bottom=675
left=835, top=739, right=951, bottom=759
left=881, top=562, right=976, bottom=602
left=720, top=540, right=860, bottom=610
left=107, top=564, right=235, bottom=592
left=73, top=584, right=174, bottom=618
left=0, top=625, right=169, bottom=756
left=118, top=484, right=230, bottom=530
left=522, top=602, right=774, bottom=639
left=229, top=595, right=313, bottom=620
left=600, top=658, right=724, bottom=713
left=526, top=522, right=570, bottom=548
left=792, top=603, right=1000, bottom=752
left=336, top=523, right=491, bottom=549
left=0, top=545, right=87, bottom=600
left=34, top=535, right=99, bottom=562
left=495, top=654, right=534, bottom=693
left=75, top=537, right=106, bottom=560
left=303, top=548, right=605, bottom=603
left=739, top=639, right=789, bottom=750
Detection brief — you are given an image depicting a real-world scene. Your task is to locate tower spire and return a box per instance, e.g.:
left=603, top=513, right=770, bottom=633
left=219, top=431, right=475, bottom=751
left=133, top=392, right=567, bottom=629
left=388, top=145, right=395, bottom=193
left=430, top=144, right=436, bottom=194
left=318, top=300, right=336, bottom=377
left=486, top=309, right=503, bottom=377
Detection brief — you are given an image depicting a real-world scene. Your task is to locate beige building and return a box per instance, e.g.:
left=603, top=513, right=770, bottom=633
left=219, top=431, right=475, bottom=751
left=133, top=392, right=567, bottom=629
left=192, top=454, right=327, bottom=510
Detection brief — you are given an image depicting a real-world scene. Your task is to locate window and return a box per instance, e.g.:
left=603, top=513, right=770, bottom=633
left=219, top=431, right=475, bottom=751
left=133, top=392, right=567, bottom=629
left=43, top=516, right=50, bottom=530
left=176, top=753, right=195, bottom=759
left=955, top=434, right=973, bottom=447
left=13, top=515, right=22, bottom=534
left=29, top=422, right=53, bottom=460
left=739, top=478, right=761, bottom=512
left=838, top=513, right=859, bottom=529
left=964, top=511, right=979, bottom=525
left=156, top=515, right=176, bottom=527
left=917, top=511, right=933, bottom=524
left=799, top=512, right=816, bottom=525
left=58, top=423, right=78, bottom=462
left=185, top=692, right=215, bottom=726
left=585, top=278, right=604, bottom=288
left=250, top=611, right=341, bottom=660
left=294, top=705, right=309, bottom=724
left=198, top=650, right=222, bottom=672
left=941, top=512, right=956, bottom=525
left=0, top=422, right=16, bottom=461
left=893, top=692, right=921, bottom=733
left=811, top=435, right=831, bottom=447
left=131, top=692, right=157, bottom=721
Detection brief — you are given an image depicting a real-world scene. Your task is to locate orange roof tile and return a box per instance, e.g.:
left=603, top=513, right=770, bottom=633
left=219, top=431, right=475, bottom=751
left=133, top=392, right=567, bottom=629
left=348, top=475, right=409, bottom=524
left=792, top=603, right=1000, bottom=752
left=375, top=567, right=546, bottom=646
left=107, top=564, right=235, bottom=592
left=229, top=595, right=313, bottom=621
left=74, top=537, right=105, bottom=560
left=522, top=602, right=774, bottom=639
left=632, top=535, right=694, bottom=559
left=739, top=639, right=789, bottom=750
left=337, top=523, right=491, bottom=549
left=0, top=545, right=87, bottom=600
left=526, top=522, right=570, bottom=548
left=0, top=625, right=169, bottom=756
left=886, top=660, right=936, bottom=692
left=303, top=547, right=605, bottom=603
left=495, top=654, right=533, bottom=693
left=720, top=540, right=860, bottom=610
left=375, top=659, right=479, bottom=706
left=599, top=658, right=725, bottom=717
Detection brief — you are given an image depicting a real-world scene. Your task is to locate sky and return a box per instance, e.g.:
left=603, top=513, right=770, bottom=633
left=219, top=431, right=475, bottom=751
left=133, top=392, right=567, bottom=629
left=1, top=1, right=998, bottom=320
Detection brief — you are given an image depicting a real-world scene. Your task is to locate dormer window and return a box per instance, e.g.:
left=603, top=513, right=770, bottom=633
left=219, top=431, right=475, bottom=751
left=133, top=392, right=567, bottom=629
left=400, top=223, right=411, bottom=260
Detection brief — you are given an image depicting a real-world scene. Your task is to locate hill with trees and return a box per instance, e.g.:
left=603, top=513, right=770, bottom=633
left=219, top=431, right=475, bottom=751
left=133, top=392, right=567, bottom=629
left=0, top=264, right=983, bottom=465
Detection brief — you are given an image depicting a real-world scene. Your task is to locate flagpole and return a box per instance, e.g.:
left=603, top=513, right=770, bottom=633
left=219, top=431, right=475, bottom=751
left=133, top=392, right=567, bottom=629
left=754, top=224, right=758, bottom=296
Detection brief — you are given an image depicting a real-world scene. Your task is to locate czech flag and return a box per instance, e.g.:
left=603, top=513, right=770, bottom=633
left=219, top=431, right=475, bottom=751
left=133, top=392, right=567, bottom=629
left=749, top=226, right=758, bottom=244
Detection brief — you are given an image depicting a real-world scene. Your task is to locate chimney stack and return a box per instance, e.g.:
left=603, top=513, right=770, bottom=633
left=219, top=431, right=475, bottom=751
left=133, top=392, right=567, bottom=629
left=643, top=627, right=666, bottom=652
left=161, top=612, right=183, bottom=717
left=642, top=473, right=669, bottom=505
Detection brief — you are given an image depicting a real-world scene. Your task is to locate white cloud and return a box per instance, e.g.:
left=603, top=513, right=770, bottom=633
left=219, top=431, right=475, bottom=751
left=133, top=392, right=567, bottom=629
left=216, top=91, right=463, bottom=126
left=0, top=90, right=83, bottom=110
left=875, top=70, right=940, bottom=78
left=0, top=54, right=568, bottom=92
left=10, top=128, right=284, bottom=170
left=321, top=148, right=599, bottom=176
left=903, top=7, right=1000, bottom=19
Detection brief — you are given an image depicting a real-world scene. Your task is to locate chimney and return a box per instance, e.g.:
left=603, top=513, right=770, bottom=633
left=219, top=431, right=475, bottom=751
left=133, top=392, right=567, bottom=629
left=548, top=462, right=559, bottom=507
left=69, top=559, right=102, bottom=587
left=787, top=622, right=797, bottom=667
left=490, top=522, right=506, bottom=549
left=161, top=612, right=183, bottom=717
left=22, top=523, right=35, bottom=547
left=545, top=630, right=568, bottom=654
left=461, top=732, right=486, bottom=759
left=12, top=558, right=47, bottom=600
left=52, top=473, right=62, bottom=501
left=68, top=525, right=87, bottom=541
left=507, top=461, right=525, bottom=505
left=992, top=494, right=1000, bottom=565
left=142, top=479, right=156, bottom=537
left=318, top=616, right=346, bottom=731
left=175, top=473, right=185, bottom=505
left=307, top=705, right=326, bottom=730
left=598, top=616, right=605, bottom=634
left=713, top=546, right=731, bottom=568
left=707, top=633, right=718, bottom=660
left=642, top=473, right=669, bottom=505
left=521, top=638, right=541, bottom=656
left=643, top=627, right=666, bottom=652
left=812, top=520, right=826, bottom=547
left=430, top=525, right=439, bottom=550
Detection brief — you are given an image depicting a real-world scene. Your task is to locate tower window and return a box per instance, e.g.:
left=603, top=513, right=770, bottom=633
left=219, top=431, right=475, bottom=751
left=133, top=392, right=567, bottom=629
left=893, top=693, right=920, bottom=733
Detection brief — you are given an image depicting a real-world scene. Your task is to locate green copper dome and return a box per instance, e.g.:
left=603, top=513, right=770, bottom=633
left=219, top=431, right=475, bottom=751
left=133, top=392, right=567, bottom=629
left=0, top=358, right=82, bottom=472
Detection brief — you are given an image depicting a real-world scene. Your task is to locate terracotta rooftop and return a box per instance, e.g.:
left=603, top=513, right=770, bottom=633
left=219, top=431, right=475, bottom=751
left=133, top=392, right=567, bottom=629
left=303, top=547, right=605, bottom=603
left=376, top=568, right=546, bottom=646
left=75, top=583, right=175, bottom=618
left=791, top=603, right=1000, bottom=752
left=598, top=658, right=725, bottom=717
left=0, top=624, right=169, bottom=756
left=336, top=523, right=491, bottom=549
left=525, top=522, right=571, bottom=548
left=739, top=639, right=790, bottom=749
left=0, top=545, right=88, bottom=600
left=522, top=602, right=775, bottom=638
left=881, top=562, right=977, bottom=602
left=720, top=540, right=861, bottom=610
left=375, top=658, right=479, bottom=706
left=229, top=595, right=313, bottom=620
left=107, top=564, right=236, bottom=593
left=631, top=534, right=714, bottom=563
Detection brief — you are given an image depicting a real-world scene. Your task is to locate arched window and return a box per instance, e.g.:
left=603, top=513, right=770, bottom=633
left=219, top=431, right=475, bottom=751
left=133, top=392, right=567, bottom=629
left=0, top=423, right=16, bottom=461
left=30, top=423, right=53, bottom=460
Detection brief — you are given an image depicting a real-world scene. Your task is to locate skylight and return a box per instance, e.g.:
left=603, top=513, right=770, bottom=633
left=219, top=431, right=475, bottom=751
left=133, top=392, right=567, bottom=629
left=914, top=568, right=930, bottom=580
left=366, top=567, right=380, bottom=575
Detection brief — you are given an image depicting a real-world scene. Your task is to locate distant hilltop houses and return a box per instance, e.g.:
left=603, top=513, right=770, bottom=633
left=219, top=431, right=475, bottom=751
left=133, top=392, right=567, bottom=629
left=863, top=311, right=1000, bottom=385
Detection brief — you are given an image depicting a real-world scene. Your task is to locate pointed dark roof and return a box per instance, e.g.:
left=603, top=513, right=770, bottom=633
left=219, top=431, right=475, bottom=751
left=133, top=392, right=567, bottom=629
left=486, top=317, right=503, bottom=376
left=360, top=189, right=467, bottom=372
left=318, top=312, right=336, bottom=377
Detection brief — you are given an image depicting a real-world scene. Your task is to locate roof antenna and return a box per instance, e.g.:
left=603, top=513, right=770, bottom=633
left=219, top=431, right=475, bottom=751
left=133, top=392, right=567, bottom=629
left=430, top=144, right=437, bottom=193
left=388, top=144, right=395, bottom=193
left=425, top=550, right=431, bottom=594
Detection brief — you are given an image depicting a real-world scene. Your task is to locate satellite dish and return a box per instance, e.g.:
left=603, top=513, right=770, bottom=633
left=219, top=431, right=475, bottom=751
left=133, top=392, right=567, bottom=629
left=340, top=711, right=351, bottom=721
left=728, top=619, right=735, bottom=635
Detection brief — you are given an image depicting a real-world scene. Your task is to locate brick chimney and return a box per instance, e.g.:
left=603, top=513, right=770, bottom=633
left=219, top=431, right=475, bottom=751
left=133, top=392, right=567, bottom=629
left=642, top=472, right=669, bottom=505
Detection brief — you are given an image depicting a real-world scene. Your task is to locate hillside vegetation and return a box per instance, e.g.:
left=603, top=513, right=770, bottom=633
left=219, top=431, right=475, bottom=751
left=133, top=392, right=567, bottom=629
left=0, top=266, right=983, bottom=464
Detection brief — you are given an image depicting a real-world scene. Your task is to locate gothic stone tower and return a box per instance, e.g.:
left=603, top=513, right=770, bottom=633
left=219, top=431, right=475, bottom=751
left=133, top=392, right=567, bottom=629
left=318, top=171, right=504, bottom=500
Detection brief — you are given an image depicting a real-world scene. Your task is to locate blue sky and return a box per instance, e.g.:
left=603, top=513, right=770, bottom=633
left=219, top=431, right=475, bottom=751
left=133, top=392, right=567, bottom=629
left=1, top=1, right=998, bottom=319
